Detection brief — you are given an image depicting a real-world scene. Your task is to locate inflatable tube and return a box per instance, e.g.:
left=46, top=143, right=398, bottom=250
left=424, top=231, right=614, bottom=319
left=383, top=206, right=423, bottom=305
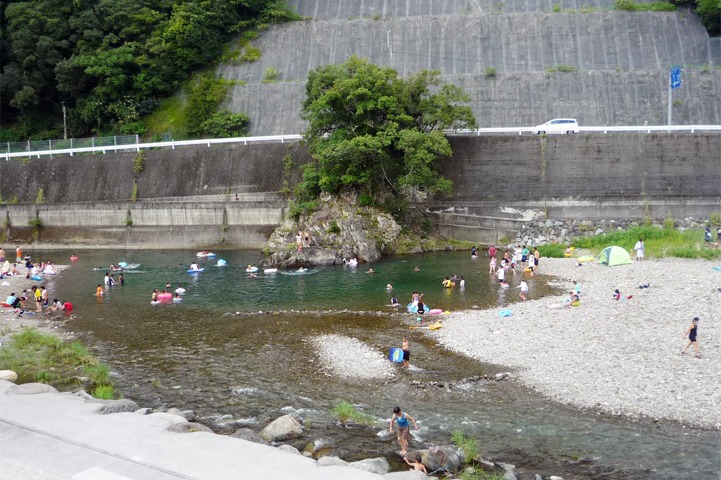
left=407, top=303, right=431, bottom=314
left=389, top=348, right=404, bottom=363
left=429, top=308, right=443, bottom=315
left=216, top=259, right=228, bottom=267
left=712, top=266, right=721, bottom=271
left=31, top=275, right=43, bottom=281
left=157, top=293, right=173, bottom=301
left=578, top=255, right=594, bottom=263
left=118, top=262, right=128, bottom=268
left=245, top=266, right=258, bottom=273
left=498, top=309, right=513, bottom=317
left=428, top=322, right=443, bottom=330
left=70, top=256, right=79, bottom=261
left=172, top=297, right=183, bottom=303
left=187, top=268, right=204, bottom=273
left=0, top=302, right=11, bottom=308
left=150, top=301, right=161, bottom=305
left=63, top=302, right=73, bottom=312
left=263, top=268, right=278, bottom=273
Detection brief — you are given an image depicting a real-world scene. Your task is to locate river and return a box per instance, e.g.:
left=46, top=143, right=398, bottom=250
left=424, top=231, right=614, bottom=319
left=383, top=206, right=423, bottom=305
left=32, top=248, right=719, bottom=478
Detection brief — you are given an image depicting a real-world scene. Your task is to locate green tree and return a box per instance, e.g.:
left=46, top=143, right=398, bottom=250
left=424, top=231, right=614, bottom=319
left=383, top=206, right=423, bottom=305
left=299, top=56, right=476, bottom=209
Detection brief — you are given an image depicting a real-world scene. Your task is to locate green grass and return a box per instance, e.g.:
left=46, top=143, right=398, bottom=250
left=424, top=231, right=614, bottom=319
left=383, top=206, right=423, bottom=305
left=537, top=244, right=566, bottom=258
left=143, top=95, right=188, bottom=140
left=614, top=0, right=675, bottom=11
left=571, top=225, right=721, bottom=259
left=332, top=401, right=375, bottom=426
left=451, top=430, right=479, bottom=462
left=461, top=469, right=506, bottom=480
left=0, top=328, right=116, bottom=399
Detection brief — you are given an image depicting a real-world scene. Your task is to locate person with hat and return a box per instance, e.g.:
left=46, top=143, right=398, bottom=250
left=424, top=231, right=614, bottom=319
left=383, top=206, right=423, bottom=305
left=681, top=317, right=701, bottom=359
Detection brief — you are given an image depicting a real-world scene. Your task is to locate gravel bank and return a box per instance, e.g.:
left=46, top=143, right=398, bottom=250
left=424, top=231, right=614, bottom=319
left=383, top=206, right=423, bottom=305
left=427, top=257, right=721, bottom=429
left=0, top=266, right=70, bottom=334
left=313, top=334, right=395, bottom=380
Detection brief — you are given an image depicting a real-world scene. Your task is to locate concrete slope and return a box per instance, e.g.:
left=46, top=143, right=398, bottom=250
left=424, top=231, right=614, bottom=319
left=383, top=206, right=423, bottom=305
left=0, top=381, right=383, bottom=480
left=220, top=11, right=720, bottom=133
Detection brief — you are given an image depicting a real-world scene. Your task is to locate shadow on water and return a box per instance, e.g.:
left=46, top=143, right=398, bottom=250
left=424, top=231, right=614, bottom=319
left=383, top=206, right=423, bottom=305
left=34, top=249, right=720, bottom=479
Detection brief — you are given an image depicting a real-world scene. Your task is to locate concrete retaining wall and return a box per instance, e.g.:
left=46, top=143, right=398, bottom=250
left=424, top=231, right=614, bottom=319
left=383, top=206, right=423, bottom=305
left=1, top=134, right=719, bottom=248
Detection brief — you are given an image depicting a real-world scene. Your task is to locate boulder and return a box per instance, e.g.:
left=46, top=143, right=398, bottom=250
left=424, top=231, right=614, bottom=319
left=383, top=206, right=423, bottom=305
left=420, top=445, right=464, bottom=473
left=96, top=399, right=139, bottom=414
left=167, top=422, right=213, bottom=433
left=148, top=412, right=188, bottom=425
left=231, top=428, right=267, bottom=444
left=167, top=407, right=196, bottom=421
left=8, top=383, right=58, bottom=395
left=349, top=457, right=390, bottom=475
left=383, top=472, right=430, bottom=479
left=317, top=456, right=348, bottom=467
left=277, top=444, right=302, bottom=455
left=0, top=370, right=18, bottom=382
left=260, top=414, right=304, bottom=442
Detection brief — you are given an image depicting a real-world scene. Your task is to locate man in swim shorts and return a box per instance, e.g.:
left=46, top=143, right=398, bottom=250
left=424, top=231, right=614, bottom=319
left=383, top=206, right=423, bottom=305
left=401, top=337, right=410, bottom=368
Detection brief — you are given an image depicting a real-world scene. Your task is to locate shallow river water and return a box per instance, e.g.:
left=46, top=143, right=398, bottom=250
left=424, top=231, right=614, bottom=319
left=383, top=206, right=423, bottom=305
left=34, top=249, right=720, bottom=478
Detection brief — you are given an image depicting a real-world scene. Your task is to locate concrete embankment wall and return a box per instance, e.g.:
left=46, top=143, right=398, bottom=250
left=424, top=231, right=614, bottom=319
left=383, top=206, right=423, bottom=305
left=1, top=134, right=720, bottom=248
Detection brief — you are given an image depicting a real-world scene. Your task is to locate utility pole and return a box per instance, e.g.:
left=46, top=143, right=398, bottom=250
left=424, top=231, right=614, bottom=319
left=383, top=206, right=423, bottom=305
left=62, top=102, right=68, bottom=140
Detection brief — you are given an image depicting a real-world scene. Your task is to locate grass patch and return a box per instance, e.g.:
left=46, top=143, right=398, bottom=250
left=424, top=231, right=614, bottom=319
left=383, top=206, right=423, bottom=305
left=0, top=328, right=115, bottom=398
left=461, top=469, right=506, bottom=480
left=537, top=244, right=566, bottom=258
left=614, top=0, right=675, bottom=11
left=143, top=95, right=188, bottom=140
left=572, top=225, right=721, bottom=259
left=451, top=430, right=479, bottom=462
left=332, top=401, right=375, bottom=426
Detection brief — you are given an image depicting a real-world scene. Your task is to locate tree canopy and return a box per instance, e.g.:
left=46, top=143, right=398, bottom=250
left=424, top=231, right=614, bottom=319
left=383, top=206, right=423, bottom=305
left=0, top=0, right=298, bottom=140
left=298, top=56, right=476, bottom=211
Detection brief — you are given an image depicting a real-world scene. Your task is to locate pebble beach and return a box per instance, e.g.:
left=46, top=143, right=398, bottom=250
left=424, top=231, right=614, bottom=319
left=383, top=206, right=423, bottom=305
left=426, top=257, right=721, bottom=429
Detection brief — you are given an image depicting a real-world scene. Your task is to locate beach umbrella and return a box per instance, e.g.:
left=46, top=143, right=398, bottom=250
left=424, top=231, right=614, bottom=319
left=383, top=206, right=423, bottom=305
left=597, top=246, right=633, bottom=266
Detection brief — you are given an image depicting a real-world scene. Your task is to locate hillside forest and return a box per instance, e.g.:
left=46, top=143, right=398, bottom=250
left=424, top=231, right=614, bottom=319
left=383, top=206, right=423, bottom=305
left=0, top=0, right=719, bottom=142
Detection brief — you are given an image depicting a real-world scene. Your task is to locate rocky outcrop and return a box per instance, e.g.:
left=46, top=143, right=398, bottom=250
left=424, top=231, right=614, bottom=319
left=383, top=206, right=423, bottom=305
left=0, top=370, right=18, bottom=382
left=261, top=194, right=402, bottom=268
left=260, top=414, right=304, bottom=442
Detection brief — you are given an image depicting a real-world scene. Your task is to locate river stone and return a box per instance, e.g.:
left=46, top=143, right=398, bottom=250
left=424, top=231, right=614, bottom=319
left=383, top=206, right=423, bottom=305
left=349, top=457, right=389, bottom=475
left=167, top=422, right=213, bottom=433
left=8, top=383, right=58, bottom=395
left=96, top=399, right=139, bottom=414
left=167, top=407, right=196, bottom=421
left=421, top=445, right=463, bottom=472
left=382, top=472, right=431, bottom=479
left=134, top=407, right=153, bottom=415
left=317, top=456, right=348, bottom=467
left=277, top=444, right=302, bottom=455
left=0, top=370, right=18, bottom=382
left=231, top=428, right=266, bottom=444
left=148, top=412, right=188, bottom=425
left=260, top=414, right=303, bottom=442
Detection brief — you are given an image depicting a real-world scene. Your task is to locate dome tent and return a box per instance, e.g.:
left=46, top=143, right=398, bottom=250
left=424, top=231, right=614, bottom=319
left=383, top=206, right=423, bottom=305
left=597, top=246, right=633, bottom=266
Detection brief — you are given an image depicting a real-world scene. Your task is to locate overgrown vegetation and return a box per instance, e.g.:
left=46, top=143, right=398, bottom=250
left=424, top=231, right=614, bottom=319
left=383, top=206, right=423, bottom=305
left=546, top=64, right=577, bottom=73
left=296, top=56, right=476, bottom=218
left=262, top=67, right=281, bottom=83
left=132, top=152, right=146, bottom=175
left=332, top=401, right=375, bottom=426
left=0, top=328, right=116, bottom=399
left=1, top=0, right=301, bottom=139
left=451, top=430, right=479, bottom=462
left=537, top=244, right=567, bottom=258
left=572, top=225, right=721, bottom=259
left=614, top=0, right=676, bottom=11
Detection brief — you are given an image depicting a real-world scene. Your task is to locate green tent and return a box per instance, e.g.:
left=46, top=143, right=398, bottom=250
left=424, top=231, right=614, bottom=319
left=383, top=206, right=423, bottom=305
left=597, top=246, right=633, bottom=266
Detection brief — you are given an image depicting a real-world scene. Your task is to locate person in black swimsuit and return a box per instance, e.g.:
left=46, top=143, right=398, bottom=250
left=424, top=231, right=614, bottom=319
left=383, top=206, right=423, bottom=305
left=681, top=317, right=700, bottom=358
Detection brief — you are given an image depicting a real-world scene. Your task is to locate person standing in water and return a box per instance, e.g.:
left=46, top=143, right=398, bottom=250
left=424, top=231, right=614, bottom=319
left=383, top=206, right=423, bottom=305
left=389, top=406, right=418, bottom=455
left=681, top=317, right=701, bottom=358
left=401, top=337, right=410, bottom=368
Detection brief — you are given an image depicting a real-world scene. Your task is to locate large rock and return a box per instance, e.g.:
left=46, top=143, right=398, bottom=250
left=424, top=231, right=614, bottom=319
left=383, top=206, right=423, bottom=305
left=96, top=399, right=139, bottom=414
left=317, top=456, right=348, bottom=467
left=349, top=457, right=390, bottom=475
left=260, top=414, right=304, bottom=442
left=8, top=383, right=58, bottom=395
left=262, top=193, right=402, bottom=267
left=419, top=445, right=464, bottom=473
left=0, top=370, right=18, bottom=382
left=231, top=428, right=267, bottom=444
left=167, top=422, right=213, bottom=433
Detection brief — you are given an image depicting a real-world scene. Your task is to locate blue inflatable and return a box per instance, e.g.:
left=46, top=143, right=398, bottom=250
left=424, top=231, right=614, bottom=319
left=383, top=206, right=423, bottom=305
left=187, top=268, right=204, bottom=274
left=216, top=259, right=228, bottom=266
left=389, top=348, right=404, bottom=363
left=498, top=309, right=513, bottom=317
left=407, top=303, right=431, bottom=314
left=118, top=262, right=128, bottom=269
left=31, top=275, right=43, bottom=281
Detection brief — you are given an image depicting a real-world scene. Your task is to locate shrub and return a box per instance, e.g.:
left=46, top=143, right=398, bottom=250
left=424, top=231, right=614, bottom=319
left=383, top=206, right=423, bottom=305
left=327, top=220, right=341, bottom=234
left=240, top=45, right=261, bottom=62
left=537, top=244, right=566, bottom=258
left=451, top=430, right=479, bottom=462
left=484, top=67, right=497, bottom=77
left=262, top=67, right=281, bottom=83
left=199, top=110, right=250, bottom=138
left=132, top=151, right=145, bottom=175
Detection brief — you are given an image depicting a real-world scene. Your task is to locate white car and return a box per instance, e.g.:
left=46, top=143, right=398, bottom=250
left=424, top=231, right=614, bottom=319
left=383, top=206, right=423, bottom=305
left=531, top=118, right=579, bottom=134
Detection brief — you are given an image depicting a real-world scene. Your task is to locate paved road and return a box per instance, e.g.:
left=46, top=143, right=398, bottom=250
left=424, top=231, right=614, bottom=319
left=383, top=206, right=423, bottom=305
left=0, top=380, right=398, bottom=480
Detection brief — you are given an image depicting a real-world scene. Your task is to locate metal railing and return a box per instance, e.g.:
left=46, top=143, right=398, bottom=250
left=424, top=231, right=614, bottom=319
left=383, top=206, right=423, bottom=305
left=3, top=126, right=720, bottom=160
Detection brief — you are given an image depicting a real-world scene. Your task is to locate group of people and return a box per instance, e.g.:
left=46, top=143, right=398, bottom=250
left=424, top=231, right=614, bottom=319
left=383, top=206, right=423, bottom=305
left=295, top=230, right=311, bottom=251
left=486, top=244, right=540, bottom=276
left=441, top=275, right=464, bottom=288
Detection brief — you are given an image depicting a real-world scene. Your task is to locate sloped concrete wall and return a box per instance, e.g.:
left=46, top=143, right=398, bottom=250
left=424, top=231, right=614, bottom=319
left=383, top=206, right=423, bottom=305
left=219, top=7, right=721, bottom=134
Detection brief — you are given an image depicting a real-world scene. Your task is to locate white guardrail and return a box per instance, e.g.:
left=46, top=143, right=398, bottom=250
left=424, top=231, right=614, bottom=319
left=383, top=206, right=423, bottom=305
left=3, top=126, right=721, bottom=160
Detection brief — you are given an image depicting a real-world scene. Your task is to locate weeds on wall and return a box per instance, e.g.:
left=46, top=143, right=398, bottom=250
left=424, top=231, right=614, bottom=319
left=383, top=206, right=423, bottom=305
left=35, top=187, right=45, bottom=204
left=130, top=181, right=138, bottom=202
left=132, top=151, right=146, bottom=174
